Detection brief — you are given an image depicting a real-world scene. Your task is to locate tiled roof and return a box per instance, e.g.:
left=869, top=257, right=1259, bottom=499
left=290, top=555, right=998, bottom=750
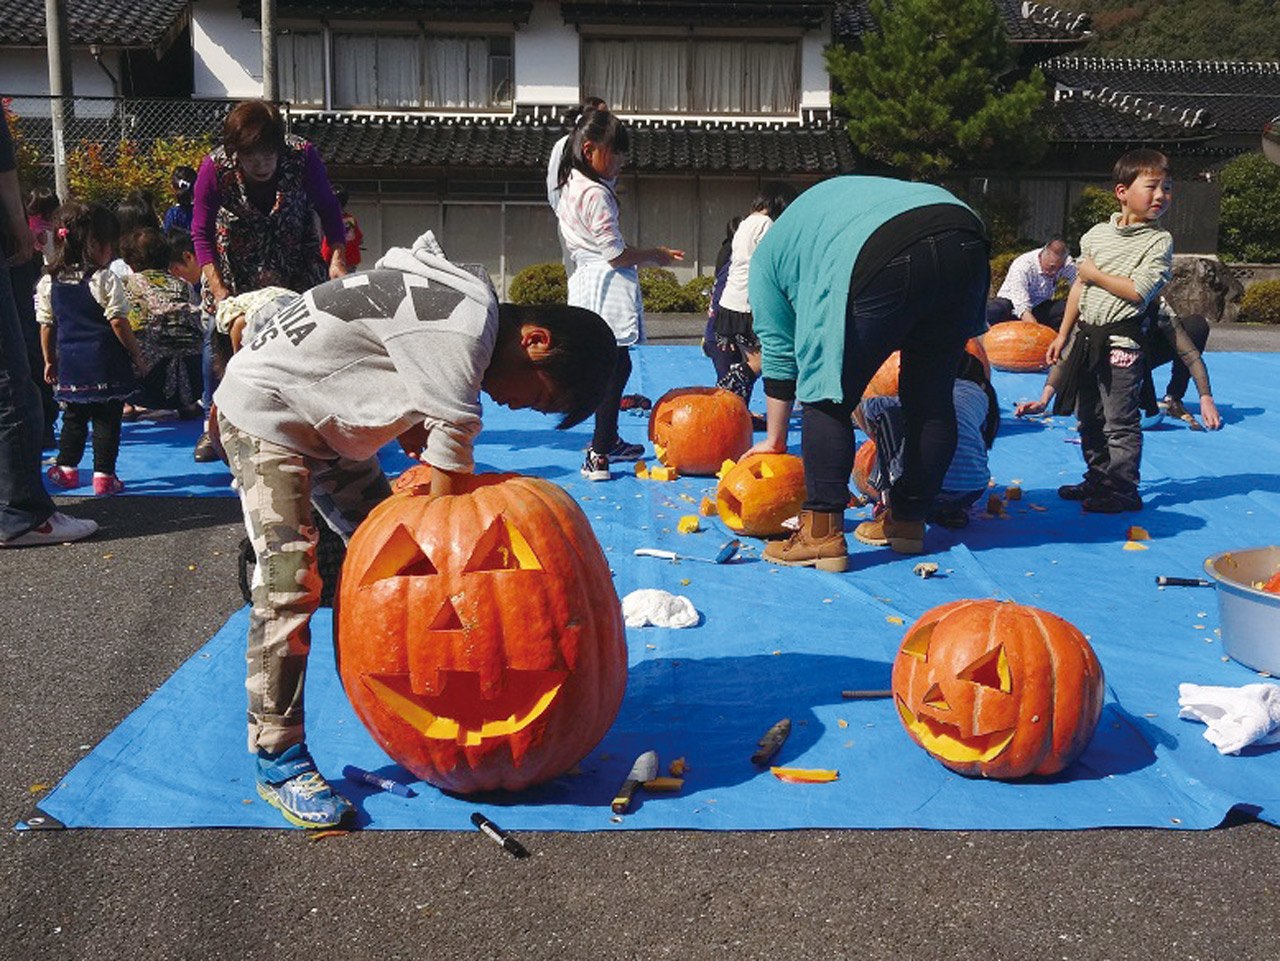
left=1045, top=57, right=1280, bottom=137
left=833, top=0, right=1090, bottom=46
left=560, top=1, right=830, bottom=27
left=1048, top=91, right=1215, bottom=144
left=290, top=113, right=858, bottom=173
left=236, top=0, right=533, bottom=21
left=0, top=0, right=188, bottom=48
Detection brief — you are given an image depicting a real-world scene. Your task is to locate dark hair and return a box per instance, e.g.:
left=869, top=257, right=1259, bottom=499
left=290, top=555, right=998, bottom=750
left=116, top=190, right=160, bottom=234
left=26, top=186, right=59, bottom=220
left=1114, top=148, right=1169, bottom=188
left=171, top=165, right=197, bottom=204
left=956, top=352, right=1000, bottom=449
left=331, top=183, right=349, bottom=208
left=222, top=100, right=286, bottom=156
left=167, top=227, right=195, bottom=263
left=557, top=106, right=630, bottom=190
left=561, top=96, right=608, bottom=129
left=496, top=302, right=618, bottom=429
left=120, top=226, right=170, bottom=272
left=715, top=216, right=743, bottom=274
left=44, top=202, right=120, bottom=275
left=752, top=181, right=798, bottom=221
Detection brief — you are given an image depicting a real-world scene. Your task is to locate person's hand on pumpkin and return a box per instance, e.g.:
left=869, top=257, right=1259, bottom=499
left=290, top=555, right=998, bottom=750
left=397, top=422, right=429, bottom=461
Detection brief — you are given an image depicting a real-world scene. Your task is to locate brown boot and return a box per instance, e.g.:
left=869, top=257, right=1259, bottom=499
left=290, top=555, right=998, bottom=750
left=854, top=508, right=925, bottom=554
left=764, top=510, right=848, bottom=572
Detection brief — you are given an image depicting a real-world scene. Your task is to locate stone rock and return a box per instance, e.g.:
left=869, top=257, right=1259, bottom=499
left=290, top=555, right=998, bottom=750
left=1164, top=255, right=1244, bottom=325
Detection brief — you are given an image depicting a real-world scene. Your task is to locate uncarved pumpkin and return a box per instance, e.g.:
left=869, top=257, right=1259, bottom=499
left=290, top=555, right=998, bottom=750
left=334, top=473, right=626, bottom=794
left=648, top=387, right=753, bottom=475
left=861, top=339, right=990, bottom=401
left=852, top=439, right=880, bottom=499
left=716, top=452, right=806, bottom=536
left=891, top=599, right=1105, bottom=780
left=984, top=320, right=1056, bottom=373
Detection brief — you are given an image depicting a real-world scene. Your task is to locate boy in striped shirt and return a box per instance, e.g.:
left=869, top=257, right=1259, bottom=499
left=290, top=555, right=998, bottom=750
left=1046, top=149, right=1174, bottom=514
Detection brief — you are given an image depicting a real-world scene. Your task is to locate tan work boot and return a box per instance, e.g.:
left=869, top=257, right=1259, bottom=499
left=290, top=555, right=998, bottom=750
left=764, top=510, right=848, bottom=572
left=854, top=507, right=925, bottom=554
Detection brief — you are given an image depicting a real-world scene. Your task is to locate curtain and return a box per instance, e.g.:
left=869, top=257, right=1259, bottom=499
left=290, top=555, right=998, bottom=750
left=583, top=40, right=638, bottom=112
left=377, top=35, right=422, bottom=109
left=745, top=43, right=798, bottom=114
left=334, top=35, right=378, bottom=108
left=427, top=37, right=490, bottom=108
left=694, top=41, right=743, bottom=113
left=280, top=32, right=324, bottom=107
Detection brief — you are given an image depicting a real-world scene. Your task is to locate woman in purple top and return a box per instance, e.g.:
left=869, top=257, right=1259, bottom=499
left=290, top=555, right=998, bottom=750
left=190, top=100, right=346, bottom=461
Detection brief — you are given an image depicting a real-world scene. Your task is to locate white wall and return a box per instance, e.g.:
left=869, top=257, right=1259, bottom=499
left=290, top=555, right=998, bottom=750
left=192, top=0, right=262, bottom=98
left=514, top=1, right=580, bottom=104
left=1, top=48, right=124, bottom=100
left=799, top=25, right=831, bottom=108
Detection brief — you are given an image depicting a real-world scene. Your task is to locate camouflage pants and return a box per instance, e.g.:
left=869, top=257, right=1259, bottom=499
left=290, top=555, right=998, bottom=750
left=218, top=413, right=391, bottom=753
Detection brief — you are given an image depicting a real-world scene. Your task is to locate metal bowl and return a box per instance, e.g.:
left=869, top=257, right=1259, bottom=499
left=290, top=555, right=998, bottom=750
left=1204, top=546, right=1280, bottom=674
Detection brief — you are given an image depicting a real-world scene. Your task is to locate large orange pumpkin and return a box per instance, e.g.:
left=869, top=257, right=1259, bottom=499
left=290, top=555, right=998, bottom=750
left=861, top=339, right=990, bottom=401
left=716, top=452, right=806, bottom=536
left=648, top=387, right=752, bottom=475
left=891, top=599, right=1105, bottom=780
left=334, top=473, right=627, bottom=794
left=852, top=439, right=880, bottom=499
left=984, top=320, right=1056, bottom=373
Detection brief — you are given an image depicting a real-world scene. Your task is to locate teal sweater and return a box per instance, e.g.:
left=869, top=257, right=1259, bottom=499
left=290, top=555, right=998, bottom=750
left=749, top=176, right=977, bottom=404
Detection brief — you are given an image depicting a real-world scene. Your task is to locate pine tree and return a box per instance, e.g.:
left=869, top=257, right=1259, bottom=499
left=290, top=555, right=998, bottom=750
left=826, top=0, right=1049, bottom=180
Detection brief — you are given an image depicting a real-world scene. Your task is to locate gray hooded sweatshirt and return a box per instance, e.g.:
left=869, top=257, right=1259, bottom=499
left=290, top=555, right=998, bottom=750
left=214, top=232, right=496, bottom=472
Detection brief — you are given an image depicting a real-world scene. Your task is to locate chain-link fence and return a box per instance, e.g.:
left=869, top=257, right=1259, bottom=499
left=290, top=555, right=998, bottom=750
left=2, top=95, right=293, bottom=191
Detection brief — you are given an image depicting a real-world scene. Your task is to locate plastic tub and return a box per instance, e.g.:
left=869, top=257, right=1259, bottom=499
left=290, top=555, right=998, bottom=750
left=1203, top=546, right=1280, bottom=674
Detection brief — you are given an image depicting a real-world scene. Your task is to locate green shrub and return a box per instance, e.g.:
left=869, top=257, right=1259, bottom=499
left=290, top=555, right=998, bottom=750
left=1218, top=152, right=1280, bottom=262
left=67, top=134, right=213, bottom=208
left=1066, top=185, right=1119, bottom=248
left=1239, top=279, right=1280, bottom=325
left=640, top=267, right=687, bottom=312
left=681, top=274, right=715, bottom=314
left=989, top=251, right=1018, bottom=297
left=507, top=262, right=566, bottom=305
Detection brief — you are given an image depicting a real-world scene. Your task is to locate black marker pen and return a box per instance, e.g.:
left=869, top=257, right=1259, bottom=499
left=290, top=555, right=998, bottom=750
left=470, top=811, right=529, bottom=858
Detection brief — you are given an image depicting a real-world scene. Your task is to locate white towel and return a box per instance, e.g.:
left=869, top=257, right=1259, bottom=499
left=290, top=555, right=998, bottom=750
left=1177, top=682, right=1280, bottom=755
left=622, top=589, right=699, bottom=629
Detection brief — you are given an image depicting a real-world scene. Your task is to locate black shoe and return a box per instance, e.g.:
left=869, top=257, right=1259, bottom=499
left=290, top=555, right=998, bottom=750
left=581, top=448, right=610, bottom=481
left=1057, top=480, right=1100, bottom=501
left=1082, top=491, right=1143, bottom=514
left=193, top=432, right=217, bottom=463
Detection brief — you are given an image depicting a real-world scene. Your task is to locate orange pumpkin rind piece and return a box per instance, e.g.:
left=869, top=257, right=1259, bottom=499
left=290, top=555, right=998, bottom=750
left=770, top=767, right=839, bottom=783
left=1126, top=525, right=1150, bottom=541
left=650, top=465, right=679, bottom=481
left=698, top=497, right=716, bottom=516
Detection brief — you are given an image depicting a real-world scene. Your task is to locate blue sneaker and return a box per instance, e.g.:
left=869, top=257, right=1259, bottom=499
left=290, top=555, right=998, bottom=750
left=256, top=744, right=353, bottom=828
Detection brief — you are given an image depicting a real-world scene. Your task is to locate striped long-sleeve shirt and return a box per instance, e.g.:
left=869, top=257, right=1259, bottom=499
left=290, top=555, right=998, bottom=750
left=1078, top=213, right=1173, bottom=346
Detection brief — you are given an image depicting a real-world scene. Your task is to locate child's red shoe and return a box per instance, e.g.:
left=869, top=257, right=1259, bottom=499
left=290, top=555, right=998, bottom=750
left=47, top=465, right=79, bottom=489
left=92, top=473, right=125, bottom=496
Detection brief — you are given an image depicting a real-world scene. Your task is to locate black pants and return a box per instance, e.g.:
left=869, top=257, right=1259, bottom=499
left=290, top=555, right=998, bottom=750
left=1149, top=313, right=1209, bottom=402
left=592, top=347, right=632, bottom=453
left=1077, top=351, right=1145, bottom=497
left=803, top=229, right=989, bottom=519
left=56, top=399, right=125, bottom=475
left=986, top=296, right=1066, bottom=330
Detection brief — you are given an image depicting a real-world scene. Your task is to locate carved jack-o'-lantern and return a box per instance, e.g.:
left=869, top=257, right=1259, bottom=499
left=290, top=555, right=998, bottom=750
left=851, top=439, right=880, bottom=500
left=335, top=473, right=627, bottom=794
left=984, top=320, right=1056, bottom=372
left=648, top=387, right=753, bottom=475
left=891, top=599, right=1105, bottom=780
left=716, top=452, right=806, bottom=536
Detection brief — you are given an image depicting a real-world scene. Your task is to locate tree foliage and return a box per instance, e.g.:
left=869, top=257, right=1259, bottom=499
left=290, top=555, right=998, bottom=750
left=1216, top=152, right=1280, bottom=263
left=67, top=135, right=212, bottom=209
left=826, top=0, right=1049, bottom=179
left=1068, top=0, right=1280, bottom=60
left=1066, top=186, right=1120, bottom=250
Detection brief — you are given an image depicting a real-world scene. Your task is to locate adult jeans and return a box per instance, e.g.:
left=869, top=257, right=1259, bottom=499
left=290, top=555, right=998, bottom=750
left=802, top=228, right=989, bottom=519
left=0, top=261, right=56, bottom=539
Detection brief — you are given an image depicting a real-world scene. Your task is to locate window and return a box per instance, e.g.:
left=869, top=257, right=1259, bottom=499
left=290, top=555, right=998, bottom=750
left=279, top=31, right=325, bottom=107
left=582, top=39, right=798, bottom=115
left=328, top=31, right=513, bottom=110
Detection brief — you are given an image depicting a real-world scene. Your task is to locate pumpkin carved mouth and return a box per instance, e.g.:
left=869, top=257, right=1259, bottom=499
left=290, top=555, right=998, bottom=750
left=895, top=697, right=1017, bottom=764
left=365, top=669, right=568, bottom=746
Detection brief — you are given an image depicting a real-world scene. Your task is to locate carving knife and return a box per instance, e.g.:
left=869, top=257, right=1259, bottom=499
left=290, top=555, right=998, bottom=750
left=611, top=750, right=658, bottom=814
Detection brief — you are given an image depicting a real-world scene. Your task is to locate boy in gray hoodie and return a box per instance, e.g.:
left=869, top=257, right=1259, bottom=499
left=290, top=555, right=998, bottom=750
left=214, top=233, right=615, bottom=827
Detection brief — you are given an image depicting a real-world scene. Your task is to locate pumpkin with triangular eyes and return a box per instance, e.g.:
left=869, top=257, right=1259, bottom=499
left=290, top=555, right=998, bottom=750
left=648, top=387, right=752, bottom=475
left=335, top=473, right=626, bottom=794
left=891, top=599, right=1105, bottom=779
left=716, top=452, right=806, bottom=536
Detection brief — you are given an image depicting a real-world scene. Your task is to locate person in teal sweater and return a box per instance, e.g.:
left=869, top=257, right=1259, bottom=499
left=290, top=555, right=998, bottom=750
left=746, top=176, right=989, bottom=568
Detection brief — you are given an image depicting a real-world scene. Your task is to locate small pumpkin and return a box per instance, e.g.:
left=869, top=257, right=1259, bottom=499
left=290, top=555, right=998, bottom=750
left=983, top=320, right=1056, bottom=373
left=648, top=387, right=753, bottom=475
left=891, top=599, right=1105, bottom=779
left=851, top=439, right=880, bottom=500
left=716, top=452, right=806, bottom=536
left=334, top=473, right=627, bottom=794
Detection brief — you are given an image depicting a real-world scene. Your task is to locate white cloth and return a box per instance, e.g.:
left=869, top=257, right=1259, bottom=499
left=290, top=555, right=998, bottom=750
left=995, top=247, right=1077, bottom=318
left=622, top=589, right=699, bottom=629
left=718, top=211, right=772, bottom=314
left=1178, top=683, right=1280, bottom=755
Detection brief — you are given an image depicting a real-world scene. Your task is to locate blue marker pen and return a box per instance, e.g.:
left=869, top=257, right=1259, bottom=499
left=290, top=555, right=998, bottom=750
left=343, top=764, right=416, bottom=798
